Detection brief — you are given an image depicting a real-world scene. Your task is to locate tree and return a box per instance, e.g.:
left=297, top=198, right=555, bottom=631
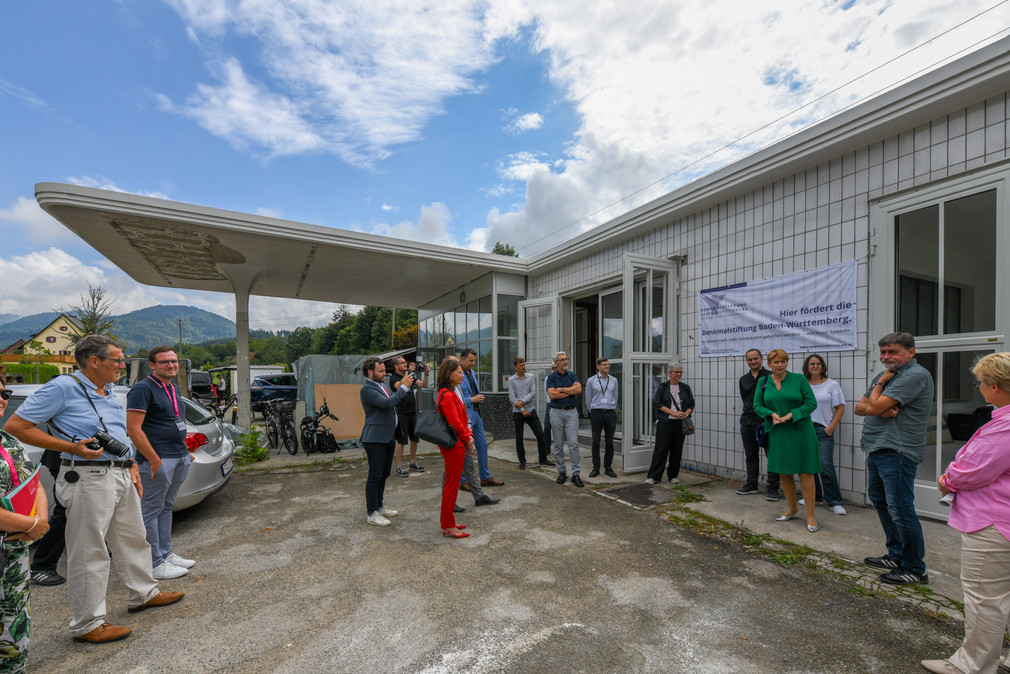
left=62, top=283, right=117, bottom=342
left=20, top=340, right=51, bottom=384
left=491, top=241, right=518, bottom=257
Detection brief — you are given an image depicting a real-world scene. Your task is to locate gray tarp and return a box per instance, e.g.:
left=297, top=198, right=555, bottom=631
left=293, top=354, right=367, bottom=415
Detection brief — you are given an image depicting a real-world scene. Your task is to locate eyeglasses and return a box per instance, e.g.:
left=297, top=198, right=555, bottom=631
left=155, top=360, right=179, bottom=365
left=0, top=389, right=10, bottom=401
left=101, top=357, right=127, bottom=365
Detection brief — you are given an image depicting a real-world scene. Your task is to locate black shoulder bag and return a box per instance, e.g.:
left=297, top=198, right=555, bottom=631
left=414, top=390, right=458, bottom=448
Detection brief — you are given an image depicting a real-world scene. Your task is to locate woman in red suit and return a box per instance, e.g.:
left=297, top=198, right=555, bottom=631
left=435, top=359, right=475, bottom=538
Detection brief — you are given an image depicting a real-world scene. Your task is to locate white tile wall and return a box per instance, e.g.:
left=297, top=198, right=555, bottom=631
left=526, top=92, right=1010, bottom=504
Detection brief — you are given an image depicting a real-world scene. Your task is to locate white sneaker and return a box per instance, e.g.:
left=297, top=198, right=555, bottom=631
left=378, top=506, right=398, bottom=518
left=670, top=477, right=681, bottom=485
left=831, top=505, right=847, bottom=516
left=798, top=498, right=805, bottom=505
left=152, top=561, right=188, bottom=580
left=367, top=512, right=391, bottom=526
left=645, top=478, right=655, bottom=485
left=166, top=552, right=195, bottom=569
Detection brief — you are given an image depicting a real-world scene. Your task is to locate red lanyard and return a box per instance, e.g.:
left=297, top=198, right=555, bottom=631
left=149, top=376, right=180, bottom=419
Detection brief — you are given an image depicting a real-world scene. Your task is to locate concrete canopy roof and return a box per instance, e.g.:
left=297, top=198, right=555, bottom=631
left=35, top=183, right=526, bottom=309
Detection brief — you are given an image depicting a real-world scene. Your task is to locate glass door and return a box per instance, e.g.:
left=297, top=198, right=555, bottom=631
left=621, top=254, right=678, bottom=471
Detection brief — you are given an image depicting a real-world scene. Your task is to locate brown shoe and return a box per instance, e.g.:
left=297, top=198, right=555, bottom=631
left=459, top=483, right=471, bottom=492
left=481, top=477, right=504, bottom=486
left=128, top=590, right=185, bottom=613
left=73, top=622, right=131, bottom=643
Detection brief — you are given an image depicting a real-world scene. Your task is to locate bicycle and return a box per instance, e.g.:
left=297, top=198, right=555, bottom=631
left=260, top=400, right=281, bottom=450
left=300, top=398, right=340, bottom=455
left=208, top=394, right=238, bottom=424
left=274, top=400, right=299, bottom=454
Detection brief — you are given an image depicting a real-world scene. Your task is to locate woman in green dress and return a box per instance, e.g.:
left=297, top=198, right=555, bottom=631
left=753, top=349, right=822, bottom=532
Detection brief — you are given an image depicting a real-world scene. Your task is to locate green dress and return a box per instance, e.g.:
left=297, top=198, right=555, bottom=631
left=753, top=372, right=821, bottom=475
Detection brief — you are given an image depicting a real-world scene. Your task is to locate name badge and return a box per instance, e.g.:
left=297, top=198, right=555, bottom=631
left=177, top=420, right=187, bottom=431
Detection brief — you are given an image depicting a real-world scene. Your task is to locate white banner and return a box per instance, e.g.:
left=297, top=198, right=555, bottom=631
left=698, top=261, right=858, bottom=357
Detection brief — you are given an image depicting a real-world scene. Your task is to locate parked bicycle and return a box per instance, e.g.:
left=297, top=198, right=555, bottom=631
left=208, top=394, right=238, bottom=424
left=300, top=398, right=340, bottom=455
left=262, top=399, right=298, bottom=454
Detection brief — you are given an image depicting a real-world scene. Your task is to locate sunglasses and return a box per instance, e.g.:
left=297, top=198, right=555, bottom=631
left=0, top=389, right=11, bottom=401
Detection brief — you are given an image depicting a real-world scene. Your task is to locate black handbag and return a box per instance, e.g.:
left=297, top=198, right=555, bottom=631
left=414, top=390, right=458, bottom=448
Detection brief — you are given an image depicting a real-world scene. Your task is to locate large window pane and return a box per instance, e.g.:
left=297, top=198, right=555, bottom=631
left=478, top=340, right=493, bottom=391
left=498, top=338, right=518, bottom=390
left=896, top=205, right=939, bottom=336
left=467, top=302, right=479, bottom=343
left=601, top=291, right=623, bottom=359
left=497, top=294, right=522, bottom=338
left=943, top=190, right=996, bottom=334
left=454, top=310, right=466, bottom=344
left=479, top=296, right=492, bottom=340
left=442, top=312, right=454, bottom=347
left=523, top=304, right=554, bottom=363
left=651, top=274, right=665, bottom=353
left=915, top=352, right=939, bottom=483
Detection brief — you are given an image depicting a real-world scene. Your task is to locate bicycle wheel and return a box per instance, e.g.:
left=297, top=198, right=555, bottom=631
left=282, top=419, right=299, bottom=455
left=265, top=419, right=279, bottom=449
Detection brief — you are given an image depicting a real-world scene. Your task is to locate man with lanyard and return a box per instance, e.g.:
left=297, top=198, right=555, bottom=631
left=546, top=351, right=583, bottom=487
left=126, top=346, right=195, bottom=580
left=458, top=347, right=504, bottom=490
left=736, top=348, right=780, bottom=501
left=856, top=332, right=934, bottom=585
left=389, top=356, right=429, bottom=477
left=4, top=335, right=183, bottom=644
left=585, top=357, right=618, bottom=479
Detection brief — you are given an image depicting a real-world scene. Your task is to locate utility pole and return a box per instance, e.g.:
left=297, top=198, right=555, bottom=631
left=177, top=319, right=183, bottom=356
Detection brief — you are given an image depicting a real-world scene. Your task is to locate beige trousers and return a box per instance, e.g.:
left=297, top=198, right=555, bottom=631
left=949, top=525, right=1010, bottom=674
left=56, top=464, right=159, bottom=636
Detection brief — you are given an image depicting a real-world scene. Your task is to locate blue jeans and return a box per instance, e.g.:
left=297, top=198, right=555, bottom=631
left=139, top=454, right=191, bottom=566
left=866, top=449, right=925, bottom=574
left=812, top=424, right=843, bottom=506
left=460, top=412, right=490, bottom=483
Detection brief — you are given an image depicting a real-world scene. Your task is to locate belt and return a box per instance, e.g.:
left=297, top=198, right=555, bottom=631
left=590, top=408, right=615, bottom=412
left=62, top=459, right=135, bottom=469
left=553, top=406, right=576, bottom=410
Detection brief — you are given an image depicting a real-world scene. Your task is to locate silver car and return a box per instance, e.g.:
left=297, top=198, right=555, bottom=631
left=0, top=384, right=234, bottom=511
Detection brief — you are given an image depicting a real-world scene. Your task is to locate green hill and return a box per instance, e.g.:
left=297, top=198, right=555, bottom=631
left=0, top=306, right=237, bottom=352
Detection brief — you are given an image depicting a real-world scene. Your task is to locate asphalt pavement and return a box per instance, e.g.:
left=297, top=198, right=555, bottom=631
left=26, top=438, right=969, bottom=673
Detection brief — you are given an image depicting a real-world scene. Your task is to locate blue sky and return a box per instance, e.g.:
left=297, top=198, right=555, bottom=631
left=2, top=0, right=1007, bottom=331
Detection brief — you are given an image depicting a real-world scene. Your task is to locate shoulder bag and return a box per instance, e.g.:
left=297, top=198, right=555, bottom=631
left=414, top=390, right=458, bottom=448
left=754, top=376, right=770, bottom=448
left=670, top=390, right=695, bottom=436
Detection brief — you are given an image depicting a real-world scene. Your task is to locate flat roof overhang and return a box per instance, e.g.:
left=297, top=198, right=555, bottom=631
left=34, top=183, right=526, bottom=308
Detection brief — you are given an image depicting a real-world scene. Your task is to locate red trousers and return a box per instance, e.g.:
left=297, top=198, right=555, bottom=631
left=439, top=445, right=465, bottom=529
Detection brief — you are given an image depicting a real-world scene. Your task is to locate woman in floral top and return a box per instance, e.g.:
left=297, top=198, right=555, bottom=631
left=0, top=383, right=51, bottom=673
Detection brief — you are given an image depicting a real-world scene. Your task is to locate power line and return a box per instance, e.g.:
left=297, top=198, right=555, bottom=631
left=515, top=1, right=1010, bottom=254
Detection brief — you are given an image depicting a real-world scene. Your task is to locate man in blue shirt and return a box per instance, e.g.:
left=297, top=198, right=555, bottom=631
left=127, top=346, right=195, bottom=580
left=458, top=347, right=504, bottom=490
left=5, top=335, right=184, bottom=644
left=855, top=332, right=935, bottom=586
left=546, top=351, right=583, bottom=487
left=585, top=357, right=618, bottom=478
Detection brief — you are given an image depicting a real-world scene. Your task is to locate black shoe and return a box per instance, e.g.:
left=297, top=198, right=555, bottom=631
left=31, top=569, right=66, bottom=586
left=572, top=475, right=584, bottom=487
left=735, top=484, right=759, bottom=495
left=474, top=495, right=500, bottom=506
left=604, top=467, right=618, bottom=478
left=518, top=463, right=526, bottom=470
left=557, top=473, right=567, bottom=484
left=765, top=490, right=780, bottom=502
left=454, top=504, right=465, bottom=513
left=879, top=568, right=929, bottom=585
left=588, top=469, right=600, bottom=478
left=538, top=459, right=553, bottom=467
left=863, top=555, right=900, bottom=570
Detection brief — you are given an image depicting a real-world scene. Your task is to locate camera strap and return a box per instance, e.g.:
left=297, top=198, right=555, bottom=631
left=46, top=374, right=112, bottom=443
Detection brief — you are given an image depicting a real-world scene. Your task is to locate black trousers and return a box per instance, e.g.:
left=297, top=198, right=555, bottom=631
left=513, top=411, right=547, bottom=465
left=30, top=498, right=67, bottom=573
left=647, top=419, right=685, bottom=481
left=740, top=420, right=780, bottom=491
left=363, top=440, right=395, bottom=515
left=589, top=409, right=617, bottom=470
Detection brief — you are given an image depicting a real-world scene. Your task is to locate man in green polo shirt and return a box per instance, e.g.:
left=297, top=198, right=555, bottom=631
left=855, top=332, right=934, bottom=586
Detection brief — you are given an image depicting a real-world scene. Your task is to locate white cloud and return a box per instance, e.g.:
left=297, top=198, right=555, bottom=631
left=368, top=202, right=457, bottom=248
left=380, top=204, right=397, bottom=212
left=505, top=111, right=543, bottom=133
left=0, top=197, right=74, bottom=247
left=159, top=0, right=499, bottom=165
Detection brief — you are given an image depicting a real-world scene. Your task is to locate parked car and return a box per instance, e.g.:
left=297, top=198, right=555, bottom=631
left=189, top=369, right=214, bottom=403
left=0, top=384, right=235, bottom=511
left=250, top=373, right=297, bottom=404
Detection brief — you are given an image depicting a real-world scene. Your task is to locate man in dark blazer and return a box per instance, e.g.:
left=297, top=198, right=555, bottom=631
left=359, top=357, right=414, bottom=526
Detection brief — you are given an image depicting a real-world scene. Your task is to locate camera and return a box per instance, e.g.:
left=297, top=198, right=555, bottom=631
left=86, top=430, right=132, bottom=458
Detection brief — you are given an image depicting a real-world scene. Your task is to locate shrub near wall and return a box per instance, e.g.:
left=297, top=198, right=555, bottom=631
left=4, top=363, right=61, bottom=384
